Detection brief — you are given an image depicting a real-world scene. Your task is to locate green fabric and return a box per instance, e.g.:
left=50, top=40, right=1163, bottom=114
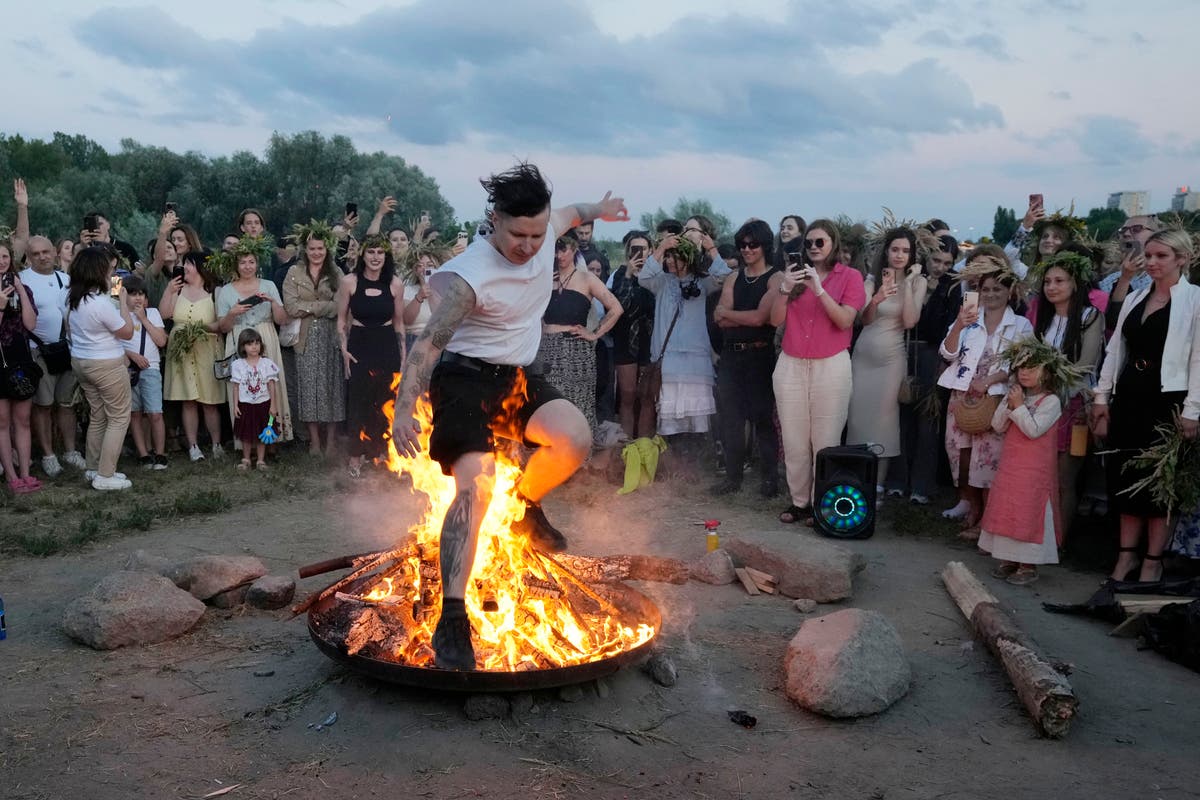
left=617, top=436, right=667, bottom=494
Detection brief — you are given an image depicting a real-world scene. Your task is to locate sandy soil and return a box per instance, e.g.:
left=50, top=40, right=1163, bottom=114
left=2, top=464, right=1198, bottom=800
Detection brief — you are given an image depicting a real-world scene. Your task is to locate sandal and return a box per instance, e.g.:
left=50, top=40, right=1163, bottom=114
left=957, top=525, right=981, bottom=542
left=256, top=461, right=269, bottom=472
left=1006, top=567, right=1039, bottom=586
left=8, top=477, right=29, bottom=494
left=1139, top=553, right=1164, bottom=584
left=779, top=505, right=809, bottom=525
left=1106, top=546, right=1141, bottom=584
left=237, top=459, right=251, bottom=472
left=991, top=562, right=1018, bottom=579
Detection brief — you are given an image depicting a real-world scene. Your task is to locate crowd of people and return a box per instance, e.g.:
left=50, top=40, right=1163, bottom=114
left=1, top=175, right=1198, bottom=590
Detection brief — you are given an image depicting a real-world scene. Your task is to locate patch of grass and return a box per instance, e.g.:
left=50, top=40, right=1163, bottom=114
left=174, top=489, right=232, bottom=516
left=9, top=532, right=65, bottom=557
left=117, top=506, right=158, bottom=531
left=885, top=501, right=960, bottom=539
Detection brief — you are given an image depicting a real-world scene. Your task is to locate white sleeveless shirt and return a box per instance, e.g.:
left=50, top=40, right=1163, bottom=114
left=428, top=225, right=557, bottom=366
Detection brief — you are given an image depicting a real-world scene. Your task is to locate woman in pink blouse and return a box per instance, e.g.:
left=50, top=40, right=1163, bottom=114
left=770, top=220, right=867, bottom=525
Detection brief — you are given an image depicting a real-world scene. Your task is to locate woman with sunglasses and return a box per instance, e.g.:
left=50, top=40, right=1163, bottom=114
left=637, top=230, right=731, bottom=449
left=536, top=231, right=622, bottom=436
left=770, top=220, right=867, bottom=525
left=608, top=231, right=658, bottom=438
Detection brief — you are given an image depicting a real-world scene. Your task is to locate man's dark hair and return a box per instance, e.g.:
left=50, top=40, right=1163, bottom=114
left=924, top=218, right=950, bottom=234
left=122, top=274, right=146, bottom=295
left=734, top=219, right=774, bottom=261
left=717, top=242, right=738, bottom=262
left=480, top=162, right=552, bottom=218
left=657, top=219, right=684, bottom=235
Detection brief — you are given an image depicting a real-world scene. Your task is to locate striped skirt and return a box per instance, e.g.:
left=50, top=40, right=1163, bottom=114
left=536, top=332, right=596, bottom=433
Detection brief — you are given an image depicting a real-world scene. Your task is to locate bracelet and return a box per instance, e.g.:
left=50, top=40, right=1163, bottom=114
left=814, top=289, right=826, bottom=298
left=778, top=284, right=791, bottom=295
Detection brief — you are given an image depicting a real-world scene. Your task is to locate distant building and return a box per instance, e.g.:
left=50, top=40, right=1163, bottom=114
left=1107, top=191, right=1150, bottom=216
left=1172, top=186, right=1200, bottom=212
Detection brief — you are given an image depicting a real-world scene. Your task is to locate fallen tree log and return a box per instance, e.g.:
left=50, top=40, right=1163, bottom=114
left=941, top=561, right=1078, bottom=738
left=551, top=553, right=690, bottom=585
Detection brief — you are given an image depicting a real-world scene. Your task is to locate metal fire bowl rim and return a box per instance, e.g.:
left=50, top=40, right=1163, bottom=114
left=307, top=574, right=662, bottom=692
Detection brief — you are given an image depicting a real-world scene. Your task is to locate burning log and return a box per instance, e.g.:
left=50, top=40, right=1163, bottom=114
left=291, top=537, right=419, bottom=617
left=941, top=561, right=1078, bottom=738
left=551, top=554, right=689, bottom=585
left=522, top=574, right=563, bottom=599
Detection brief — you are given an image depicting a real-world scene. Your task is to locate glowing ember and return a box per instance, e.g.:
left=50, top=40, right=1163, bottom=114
left=349, top=373, right=657, bottom=672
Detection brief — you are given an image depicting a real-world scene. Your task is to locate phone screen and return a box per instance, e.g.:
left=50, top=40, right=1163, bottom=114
left=1029, top=193, right=1043, bottom=208
left=84, top=214, right=99, bottom=232
left=345, top=203, right=358, bottom=217
left=963, top=290, right=980, bottom=312
left=423, top=267, right=434, bottom=280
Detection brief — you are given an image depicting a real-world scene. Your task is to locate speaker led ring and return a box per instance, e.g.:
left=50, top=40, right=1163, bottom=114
left=818, top=483, right=869, bottom=532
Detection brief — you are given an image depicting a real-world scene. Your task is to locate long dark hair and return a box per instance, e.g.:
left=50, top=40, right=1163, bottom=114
left=354, top=237, right=396, bottom=284
left=870, top=227, right=918, bottom=285
left=68, top=246, right=112, bottom=310
left=183, top=251, right=218, bottom=293
left=1035, top=244, right=1097, bottom=362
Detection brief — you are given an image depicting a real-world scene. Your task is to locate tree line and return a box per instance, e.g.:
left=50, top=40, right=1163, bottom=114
left=0, top=131, right=458, bottom=256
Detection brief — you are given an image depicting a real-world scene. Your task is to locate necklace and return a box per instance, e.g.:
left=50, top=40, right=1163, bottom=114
left=554, top=267, right=575, bottom=293
left=742, top=269, right=766, bottom=285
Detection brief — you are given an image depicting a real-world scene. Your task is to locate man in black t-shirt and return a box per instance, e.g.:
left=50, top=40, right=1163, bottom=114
left=79, top=211, right=140, bottom=269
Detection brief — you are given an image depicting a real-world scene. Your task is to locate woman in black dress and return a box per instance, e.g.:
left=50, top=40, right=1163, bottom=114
left=609, top=231, right=658, bottom=438
left=336, top=235, right=405, bottom=476
left=1092, top=229, right=1200, bottom=582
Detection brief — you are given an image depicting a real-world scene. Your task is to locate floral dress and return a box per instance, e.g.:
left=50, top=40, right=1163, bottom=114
left=945, top=347, right=1004, bottom=489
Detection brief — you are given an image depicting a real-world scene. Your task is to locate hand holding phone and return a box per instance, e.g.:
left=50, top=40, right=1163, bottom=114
left=1028, top=193, right=1043, bottom=210
left=240, top=295, right=265, bottom=307
left=962, top=290, right=980, bottom=317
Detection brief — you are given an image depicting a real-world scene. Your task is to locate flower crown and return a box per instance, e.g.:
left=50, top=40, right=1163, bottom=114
left=658, top=233, right=699, bottom=267
left=1000, top=337, right=1090, bottom=396
left=1027, top=251, right=1096, bottom=288
left=956, top=253, right=1016, bottom=286
left=289, top=219, right=338, bottom=252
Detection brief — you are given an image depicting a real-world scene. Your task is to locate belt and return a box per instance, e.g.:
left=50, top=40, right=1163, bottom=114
left=725, top=341, right=771, bottom=352
left=1131, top=358, right=1158, bottom=372
left=439, top=351, right=521, bottom=377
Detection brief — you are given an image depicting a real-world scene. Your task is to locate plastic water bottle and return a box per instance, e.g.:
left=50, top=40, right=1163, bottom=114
left=0, top=596, right=6, bottom=640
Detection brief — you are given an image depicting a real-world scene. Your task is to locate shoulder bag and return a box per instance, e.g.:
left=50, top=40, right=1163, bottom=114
left=0, top=339, right=43, bottom=402
left=643, top=301, right=683, bottom=401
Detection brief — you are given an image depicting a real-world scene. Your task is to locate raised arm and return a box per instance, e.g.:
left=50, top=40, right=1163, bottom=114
left=12, top=179, right=30, bottom=262
left=366, top=196, right=396, bottom=236
left=549, top=191, right=629, bottom=234
left=391, top=274, right=477, bottom=457
left=583, top=274, right=622, bottom=340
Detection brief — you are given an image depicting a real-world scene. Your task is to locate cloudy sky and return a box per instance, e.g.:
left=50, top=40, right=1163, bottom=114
left=7, top=0, right=1199, bottom=238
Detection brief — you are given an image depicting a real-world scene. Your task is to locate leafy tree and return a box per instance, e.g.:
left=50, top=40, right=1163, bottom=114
left=638, top=197, right=734, bottom=242
left=991, top=206, right=1018, bottom=245
left=1084, top=207, right=1126, bottom=241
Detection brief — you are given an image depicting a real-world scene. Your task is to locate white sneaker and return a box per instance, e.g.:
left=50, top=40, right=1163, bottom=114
left=61, top=450, right=87, bottom=470
left=189, top=445, right=205, bottom=462
left=210, top=443, right=225, bottom=460
left=910, top=493, right=930, bottom=505
left=41, top=455, right=63, bottom=477
left=85, top=470, right=127, bottom=481
left=92, top=474, right=132, bottom=491
left=942, top=500, right=971, bottom=519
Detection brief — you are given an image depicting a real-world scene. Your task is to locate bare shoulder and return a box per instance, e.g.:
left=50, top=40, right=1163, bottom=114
left=340, top=273, right=356, bottom=289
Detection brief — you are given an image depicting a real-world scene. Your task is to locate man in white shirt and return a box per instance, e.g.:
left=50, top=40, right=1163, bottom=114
left=21, top=236, right=85, bottom=476
left=391, top=163, right=628, bottom=671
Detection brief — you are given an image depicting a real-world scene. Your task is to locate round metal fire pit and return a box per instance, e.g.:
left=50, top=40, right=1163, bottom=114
left=307, top=573, right=662, bottom=692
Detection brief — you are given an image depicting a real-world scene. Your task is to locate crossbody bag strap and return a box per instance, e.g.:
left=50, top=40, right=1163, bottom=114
left=654, top=300, right=684, bottom=363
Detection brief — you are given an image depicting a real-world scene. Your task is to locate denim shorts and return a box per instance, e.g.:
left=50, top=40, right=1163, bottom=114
left=131, top=367, right=164, bottom=414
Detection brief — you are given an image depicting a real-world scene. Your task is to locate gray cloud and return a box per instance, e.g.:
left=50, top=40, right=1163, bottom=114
left=73, top=1, right=1002, bottom=158
left=1076, top=115, right=1153, bottom=165
left=913, top=28, right=1014, bottom=61
left=1049, top=90, right=1072, bottom=101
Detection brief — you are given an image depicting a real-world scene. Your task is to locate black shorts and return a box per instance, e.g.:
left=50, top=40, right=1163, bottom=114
left=428, top=354, right=564, bottom=475
left=611, top=331, right=651, bottom=367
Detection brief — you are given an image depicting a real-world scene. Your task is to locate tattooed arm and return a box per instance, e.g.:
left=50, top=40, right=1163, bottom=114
left=549, top=191, right=630, bottom=235
left=391, top=273, right=477, bottom=457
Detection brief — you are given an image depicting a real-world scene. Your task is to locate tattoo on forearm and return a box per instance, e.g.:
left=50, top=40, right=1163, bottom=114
left=431, top=327, right=454, bottom=349
left=392, top=274, right=475, bottom=415
left=573, top=203, right=601, bottom=223
left=440, top=489, right=473, bottom=589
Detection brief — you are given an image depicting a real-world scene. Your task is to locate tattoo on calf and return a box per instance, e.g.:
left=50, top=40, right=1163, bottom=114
left=440, top=489, right=473, bottom=587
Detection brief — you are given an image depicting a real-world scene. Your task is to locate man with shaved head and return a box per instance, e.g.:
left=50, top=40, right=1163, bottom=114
left=21, top=234, right=85, bottom=476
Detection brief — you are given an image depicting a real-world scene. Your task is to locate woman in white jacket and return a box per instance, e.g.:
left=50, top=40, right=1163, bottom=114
left=1091, top=229, right=1200, bottom=583
left=938, top=249, right=1034, bottom=537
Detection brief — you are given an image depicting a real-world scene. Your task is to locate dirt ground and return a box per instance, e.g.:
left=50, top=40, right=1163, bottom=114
left=2, top=460, right=1199, bottom=800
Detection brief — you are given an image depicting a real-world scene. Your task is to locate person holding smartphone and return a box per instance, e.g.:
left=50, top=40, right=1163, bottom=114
left=769, top=220, right=867, bottom=526
left=607, top=231, right=658, bottom=438
left=847, top=227, right=927, bottom=498
left=0, top=237, right=41, bottom=492
left=141, top=212, right=182, bottom=308
left=215, top=240, right=294, bottom=450
left=401, top=247, right=447, bottom=356
left=1099, top=215, right=1161, bottom=333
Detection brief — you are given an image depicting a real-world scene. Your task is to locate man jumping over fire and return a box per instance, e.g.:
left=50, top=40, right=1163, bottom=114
left=391, top=163, right=629, bottom=670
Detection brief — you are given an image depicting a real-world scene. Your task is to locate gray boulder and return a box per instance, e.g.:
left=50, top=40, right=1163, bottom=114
left=724, top=532, right=864, bottom=602
left=63, top=571, right=206, bottom=650
left=690, top=549, right=737, bottom=585
left=210, top=585, right=249, bottom=609
left=168, top=555, right=267, bottom=601
left=124, top=549, right=173, bottom=576
left=247, top=575, right=296, bottom=610
left=784, top=608, right=911, bottom=718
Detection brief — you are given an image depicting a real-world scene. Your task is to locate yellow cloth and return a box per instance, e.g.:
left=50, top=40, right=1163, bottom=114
left=617, top=436, right=667, bottom=494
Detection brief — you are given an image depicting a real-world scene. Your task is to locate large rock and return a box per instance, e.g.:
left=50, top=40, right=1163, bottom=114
left=124, top=549, right=173, bottom=576
left=246, top=575, right=296, bottom=610
left=724, top=532, right=864, bottom=602
left=63, top=571, right=206, bottom=650
left=168, top=555, right=268, bottom=601
left=783, top=608, right=911, bottom=718
left=690, top=549, right=737, bottom=585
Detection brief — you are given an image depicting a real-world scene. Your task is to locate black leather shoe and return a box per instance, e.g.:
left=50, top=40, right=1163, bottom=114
left=758, top=479, right=779, bottom=498
left=511, top=500, right=568, bottom=552
left=432, top=602, right=476, bottom=671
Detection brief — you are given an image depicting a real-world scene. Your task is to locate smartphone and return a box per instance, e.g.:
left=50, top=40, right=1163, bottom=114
left=171, top=266, right=185, bottom=281
left=109, top=276, right=123, bottom=297
left=239, top=295, right=265, bottom=307
left=345, top=202, right=358, bottom=217
left=165, top=202, right=177, bottom=214
left=456, top=230, right=469, bottom=242
left=1029, top=193, right=1043, bottom=209
left=423, top=267, right=434, bottom=280
left=1123, top=239, right=1143, bottom=257
left=83, top=213, right=100, bottom=232
left=963, top=290, right=980, bottom=313
left=786, top=250, right=805, bottom=267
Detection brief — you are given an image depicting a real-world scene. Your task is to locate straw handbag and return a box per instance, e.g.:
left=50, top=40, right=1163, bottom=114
left=954, top=392, right=1000, bottom=435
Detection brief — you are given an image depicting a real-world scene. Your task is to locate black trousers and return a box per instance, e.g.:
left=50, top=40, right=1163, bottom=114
left=715, top=346, right=778, bottom=484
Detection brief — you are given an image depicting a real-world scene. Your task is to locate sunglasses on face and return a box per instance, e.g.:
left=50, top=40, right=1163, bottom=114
left=737, top=241, right=762, bottom=250
left=1118, top=224, right=1149, bottom=236
left=804, top=237, right=827, bottom=249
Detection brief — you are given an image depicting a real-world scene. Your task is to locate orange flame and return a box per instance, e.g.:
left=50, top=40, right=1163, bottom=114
left=371, top=371, right=654, bottom=671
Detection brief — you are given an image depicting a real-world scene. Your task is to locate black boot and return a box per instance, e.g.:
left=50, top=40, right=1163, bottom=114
left=511, top=494, right=568, bottom=552
left=432, top=598, right=475, bottom=671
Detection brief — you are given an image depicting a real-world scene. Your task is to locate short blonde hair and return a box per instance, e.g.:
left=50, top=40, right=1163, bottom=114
left=1145, top=229, right=1195, bottom=276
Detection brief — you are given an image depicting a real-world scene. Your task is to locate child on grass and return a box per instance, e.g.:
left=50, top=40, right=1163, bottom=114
left=979, top=339, right=1083, bottom=586
left=230, top=328, right=278, bottom=471
left=121, top=276, right=170, bottom=469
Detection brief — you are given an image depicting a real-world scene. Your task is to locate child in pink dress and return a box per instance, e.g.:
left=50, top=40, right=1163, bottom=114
left=978, top=340, right=1080, bottom=586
